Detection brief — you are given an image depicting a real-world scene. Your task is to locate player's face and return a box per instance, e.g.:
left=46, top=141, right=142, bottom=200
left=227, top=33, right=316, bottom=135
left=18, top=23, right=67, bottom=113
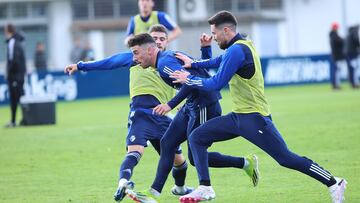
left=131, top=45, right=151, bottom=68
left=138, top=0, right=154, bottom=15
left=150, top=31, right=168, bottom=51
left=211, top=24, right=227, bottom=50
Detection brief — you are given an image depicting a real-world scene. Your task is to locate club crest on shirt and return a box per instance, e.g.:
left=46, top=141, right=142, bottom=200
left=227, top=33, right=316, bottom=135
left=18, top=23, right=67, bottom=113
left=129, top=135, right=136, bottom=142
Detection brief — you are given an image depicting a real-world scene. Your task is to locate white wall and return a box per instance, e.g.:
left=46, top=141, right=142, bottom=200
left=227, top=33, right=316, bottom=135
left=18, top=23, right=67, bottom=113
left=282, top=0, right=360, bottom=56
left=88, top=30, right=104, bottom=60
left=48, top=0, right=72, bottom=69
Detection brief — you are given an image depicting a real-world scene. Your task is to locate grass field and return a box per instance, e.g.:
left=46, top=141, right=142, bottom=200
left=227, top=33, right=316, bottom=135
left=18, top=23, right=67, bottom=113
left=0, top=84, right=359, bottom=203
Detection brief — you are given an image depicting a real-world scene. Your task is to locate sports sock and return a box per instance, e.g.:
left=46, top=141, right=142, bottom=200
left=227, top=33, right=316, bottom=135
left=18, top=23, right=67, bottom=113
left=119, top=151, right=142, bottom=180
left=243, top=158, right=249, bottom=168
left=172, top=161, right=188, bottom=187
left=208, top=152, right=245, bottom=168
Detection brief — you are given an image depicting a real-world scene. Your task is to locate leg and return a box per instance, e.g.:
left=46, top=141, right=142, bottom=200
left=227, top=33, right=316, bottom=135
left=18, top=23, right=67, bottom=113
left=233, top=113, right=337, bottom=187
left=331, top=61, right=338, bottom=89
left=188, top=113, right=241, bottom=186
left=119, top=145, right=144, bottom=181
left=114, top=110, right=155, bottom=202
left=172, top=151, right=187, bottom=187
left=114, top=144, right=142, bottom=202
left=171, top=152, right=194, bottom=196
left=188, top=103, right=246, bottom=170
left=151, top=108, right=189, bottom=193
left=118, top=110, right=153, bottom=182
left=8, top=81, right=18, bottom=124
left=235, top=113, right=346, bottom=202
left=127, top=109, right=190, bottom=203
left=352, top=57, right=360, bottom=87
left=180, top=114, right=240, bottom=202
left=151, top=139, right=191, bottom=195
left=334, top=61, right=342, bottom=89
left=347, top=58, right=356, bottom=87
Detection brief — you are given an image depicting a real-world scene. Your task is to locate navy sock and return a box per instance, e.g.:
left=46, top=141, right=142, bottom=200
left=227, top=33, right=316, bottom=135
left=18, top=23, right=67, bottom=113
left=200, top=180, right=211, bottom=186
left=119, top=151, right=142, bottom=180
left=208, top=152, right=245, bottom=168
left=172, top=161, right=188, bottom=187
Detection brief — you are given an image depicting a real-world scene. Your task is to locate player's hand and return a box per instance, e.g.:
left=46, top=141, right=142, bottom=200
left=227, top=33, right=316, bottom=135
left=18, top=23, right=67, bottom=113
left=200, top=33, right=212, bottom=47
left=153, top=104, right=172, bottom=116
left=64, top=64, right=78, bottom=75
left=170, top=70, right=190, bottom=84
left=175, top=52, right=193, bottom=68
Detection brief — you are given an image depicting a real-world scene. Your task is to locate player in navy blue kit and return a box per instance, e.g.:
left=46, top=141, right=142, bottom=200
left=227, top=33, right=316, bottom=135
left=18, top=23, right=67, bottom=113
left=171, top=11, right=347, bottom=203
left=125, top=33, right=259, bottom=203
left=65, top=25, right=192, bottom=202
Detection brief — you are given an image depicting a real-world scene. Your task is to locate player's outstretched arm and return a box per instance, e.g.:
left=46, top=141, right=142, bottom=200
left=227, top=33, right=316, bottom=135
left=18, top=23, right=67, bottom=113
left=172, top=45, right=246, bottom=91
left=64, top=64, right=78, bottom=75
left=175, top=52, right=222, bottom=70
left=77, top=52, right=134, bottom=72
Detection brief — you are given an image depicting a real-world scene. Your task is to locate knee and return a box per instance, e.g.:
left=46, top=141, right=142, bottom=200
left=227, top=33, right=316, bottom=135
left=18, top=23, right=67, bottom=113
left=189, top=128, right=209, bottom=146
left=174, top=154, right=186, bottom=166
left=127, top=145, right=144, bottom=155
left=188, top=129, right=200, bottom=144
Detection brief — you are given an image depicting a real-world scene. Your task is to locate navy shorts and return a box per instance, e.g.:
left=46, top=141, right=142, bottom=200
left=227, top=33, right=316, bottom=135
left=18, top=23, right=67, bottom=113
left=126, top=109, right=182, bottom=154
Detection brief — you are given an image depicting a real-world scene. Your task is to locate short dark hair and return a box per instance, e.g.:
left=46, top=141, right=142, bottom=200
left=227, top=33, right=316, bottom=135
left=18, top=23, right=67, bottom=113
left=5, top=23, right=16, bottom=34
left=208, top=10, right=237, bottom=27
left=127, top=33, right=156, bottom=48
left=148, top=24, right=168, bottom=36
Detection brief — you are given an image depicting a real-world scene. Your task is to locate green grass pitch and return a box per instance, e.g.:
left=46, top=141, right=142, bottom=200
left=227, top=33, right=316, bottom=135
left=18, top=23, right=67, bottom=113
left=0, top=84, right=359, bottom=203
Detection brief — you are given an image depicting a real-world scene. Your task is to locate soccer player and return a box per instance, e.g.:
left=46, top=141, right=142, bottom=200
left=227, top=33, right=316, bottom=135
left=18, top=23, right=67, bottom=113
left=170, top=11, right=347, bottom=203
left=124, top=0, right=182, bottom=45
left=64, top=25, right=194, bottom=202
left=125, top=33, right=259, bottom=203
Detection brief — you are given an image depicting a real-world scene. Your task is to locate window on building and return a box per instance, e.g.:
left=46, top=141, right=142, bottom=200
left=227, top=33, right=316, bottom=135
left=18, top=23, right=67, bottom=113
left=72, top=0, right=89, bottom=19
left=0, top=25, right=48, bottom=62
left=259, top=0, right=282, bottom=10
left=0, top=4, right=7, bottom=19
left=237, top=0, right=255, bottom=11
left=31, top=2, right=47, bottom=17
left=12, top=3, right=28, bottom=18
left=22, top=25, right=48, bottom=61
left=119, top=0, right=137, bottom=16
left=0, top=27, right=6, bottom=62
left=213, top=0, right=232, bottom=11
left=94, top=0, right=114, bottom=18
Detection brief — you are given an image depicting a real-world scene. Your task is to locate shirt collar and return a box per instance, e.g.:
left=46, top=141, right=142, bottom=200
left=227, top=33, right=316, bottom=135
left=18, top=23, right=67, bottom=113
left=225, top=33, right=244, bottom=49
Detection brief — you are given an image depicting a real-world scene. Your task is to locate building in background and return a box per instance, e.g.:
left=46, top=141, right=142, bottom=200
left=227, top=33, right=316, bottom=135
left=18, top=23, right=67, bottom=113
left=0, top=0, right=359, bottom=72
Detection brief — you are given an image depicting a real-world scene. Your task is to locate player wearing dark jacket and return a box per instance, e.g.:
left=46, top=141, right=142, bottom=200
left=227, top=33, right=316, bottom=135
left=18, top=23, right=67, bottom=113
left=4, top=24, right=26, bottom=127
left=329, top=22, right=346, bottom=89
